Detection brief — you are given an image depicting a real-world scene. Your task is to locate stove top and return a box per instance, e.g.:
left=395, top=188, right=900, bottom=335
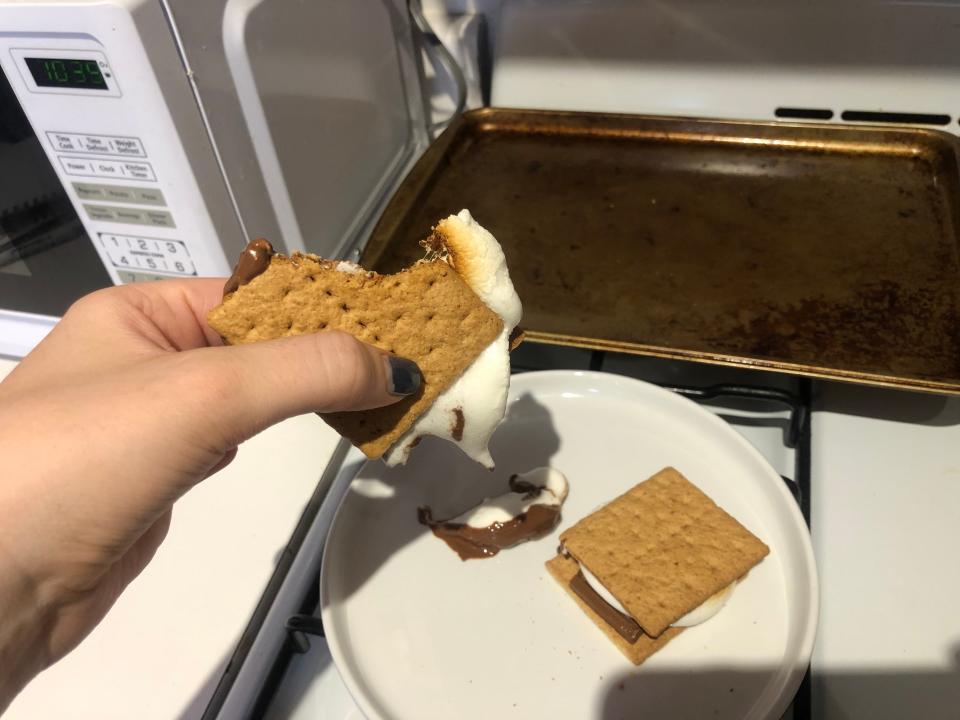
left=207, top=345, right=813, bottom=720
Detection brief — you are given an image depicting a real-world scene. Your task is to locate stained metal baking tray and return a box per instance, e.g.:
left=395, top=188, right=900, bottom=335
left=362, top=109, right=960, bottom=394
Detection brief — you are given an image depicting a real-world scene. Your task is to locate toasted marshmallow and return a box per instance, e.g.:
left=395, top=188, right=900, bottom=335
left=383, top=210, right=522, bottom=468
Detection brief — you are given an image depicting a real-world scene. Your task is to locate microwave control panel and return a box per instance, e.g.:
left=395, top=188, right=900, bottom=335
left=0, top=2, right=234, bottom=285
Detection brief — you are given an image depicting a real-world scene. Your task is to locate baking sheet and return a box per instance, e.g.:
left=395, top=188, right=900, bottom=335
left=363, top=109, right=960, bottom=393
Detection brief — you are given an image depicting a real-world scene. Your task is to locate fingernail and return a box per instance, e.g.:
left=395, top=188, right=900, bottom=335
left=385, top=356, right=421, bottom=396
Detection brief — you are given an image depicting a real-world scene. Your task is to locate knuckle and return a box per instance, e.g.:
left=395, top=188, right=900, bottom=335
left=63, top=286, right=115, bottom=320
left=314, top=331, right=378, bottom=409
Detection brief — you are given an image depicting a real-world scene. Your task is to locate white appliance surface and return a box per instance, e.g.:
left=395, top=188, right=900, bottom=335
left=0, top=356, right=346, bottom=720
left=492, top=0, right=960, bottom=132
left=811, top=383, right=960, bottom=718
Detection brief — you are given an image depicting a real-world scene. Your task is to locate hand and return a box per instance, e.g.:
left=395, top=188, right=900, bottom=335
left=0, top=278, right=420, bottom=711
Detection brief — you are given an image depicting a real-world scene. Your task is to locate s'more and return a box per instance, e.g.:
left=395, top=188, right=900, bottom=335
left=547, top=467, right=769, bottom=665
left=206, top=210, right=522, bottom=468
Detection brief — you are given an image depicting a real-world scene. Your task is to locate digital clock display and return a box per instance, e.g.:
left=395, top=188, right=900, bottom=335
left=24, top=57, right=108, bottom=90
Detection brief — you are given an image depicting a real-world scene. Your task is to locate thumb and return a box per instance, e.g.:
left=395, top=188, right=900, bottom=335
left=182, top=330, right=421, bottom=448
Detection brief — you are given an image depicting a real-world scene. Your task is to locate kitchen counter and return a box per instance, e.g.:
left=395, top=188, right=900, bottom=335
left=1, top=356, right=344, bottom=720
left=811, top=382, right=960, bottom=718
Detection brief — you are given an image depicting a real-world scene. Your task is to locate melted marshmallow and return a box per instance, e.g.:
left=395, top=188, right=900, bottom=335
left=383, top=210, right=522, bottom=468
left=452, top=467, right=568, bottom=528
left=574, top=555, right=736, bottom=628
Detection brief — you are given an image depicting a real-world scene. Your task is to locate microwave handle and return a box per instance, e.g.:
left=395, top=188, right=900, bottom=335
left=408, top=0, right=467, bottom=133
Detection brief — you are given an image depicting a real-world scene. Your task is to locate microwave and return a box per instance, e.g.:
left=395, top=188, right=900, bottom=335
left=0, top=0, right=433, bottom=357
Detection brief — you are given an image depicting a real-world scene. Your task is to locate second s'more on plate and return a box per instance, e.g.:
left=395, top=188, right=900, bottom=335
left=207, top=210, right=522, bottom=468
left=547, top=467, right=770, bottom=665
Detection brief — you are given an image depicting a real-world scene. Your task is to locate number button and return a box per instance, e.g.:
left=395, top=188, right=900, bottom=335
left=98, top=234, right=195, bottom=276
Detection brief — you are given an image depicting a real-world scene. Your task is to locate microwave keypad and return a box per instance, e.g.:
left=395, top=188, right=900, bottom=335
left=72, top=182, right=165, bottom=205
left=84, top=204, right=174, bottom=228
left=46, top=131, right=146, bottom=157
left=48, top=130, right=193, bottom=281
left=60, top=156, right=156, bottom=181
left=97, top=234, right=195, bottom=276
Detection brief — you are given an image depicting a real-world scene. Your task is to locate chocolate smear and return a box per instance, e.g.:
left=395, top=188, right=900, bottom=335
left=223, top=238, right=275, bottom=296
left=508, top=473, right=542, bottom=497
left=417, top=503, right=560, bottom=561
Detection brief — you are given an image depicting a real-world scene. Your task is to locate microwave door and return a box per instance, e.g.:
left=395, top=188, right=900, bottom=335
left=0, top=66, right=112, bottom=318
left=166, top=0, right=430, bottom=264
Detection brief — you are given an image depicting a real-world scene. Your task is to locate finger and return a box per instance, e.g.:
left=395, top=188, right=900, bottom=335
left=104, top=278, right=229, bottom=351
left=1, top=279, right=229, bottom=398
left=176, top=330, right=421, bottom=449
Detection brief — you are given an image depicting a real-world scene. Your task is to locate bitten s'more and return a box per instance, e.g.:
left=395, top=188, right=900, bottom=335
left=206, top=210, right=521, bottom=468
left=547, top=467, right=769, bottom=665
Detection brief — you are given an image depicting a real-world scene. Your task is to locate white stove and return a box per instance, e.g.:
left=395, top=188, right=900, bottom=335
left=240, top=348, right=960, bottom=720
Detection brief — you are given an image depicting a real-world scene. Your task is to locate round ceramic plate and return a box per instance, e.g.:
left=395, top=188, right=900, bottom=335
left=320, top=371, right=818, bottom=720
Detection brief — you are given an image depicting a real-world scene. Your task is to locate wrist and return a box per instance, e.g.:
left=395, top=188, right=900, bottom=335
left=0, top=539, right=51, bottom=713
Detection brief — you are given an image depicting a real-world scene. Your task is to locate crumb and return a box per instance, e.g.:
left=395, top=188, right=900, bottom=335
left=729, top=688, right=734, bottom=693
left=617, top=681, right=625, bottom=691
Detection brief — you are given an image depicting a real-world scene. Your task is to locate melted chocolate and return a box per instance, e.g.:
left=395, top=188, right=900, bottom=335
left=418, top=503, right=560, bottom=561
left=508, top=473, right=541, bottom=496
left=223, top=238, right=275, bottom=296
left=508, top=327, right=526, bottom=351
left=451, top=407, right=465, bottom=441
left=569, top=571, right=644, bottom=643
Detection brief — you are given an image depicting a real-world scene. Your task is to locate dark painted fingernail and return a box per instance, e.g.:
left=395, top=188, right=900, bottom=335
left=385, top=356, right=421, bottom=396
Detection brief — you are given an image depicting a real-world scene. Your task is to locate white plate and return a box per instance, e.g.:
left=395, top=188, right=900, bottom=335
left=320, top=371, right=818, bottom=720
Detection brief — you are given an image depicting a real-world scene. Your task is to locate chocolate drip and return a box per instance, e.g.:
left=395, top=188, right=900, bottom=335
left=418, top=503, right=560, bottom=561
left=451, top=407, right=465, bottom=441
left=223, top=238, right=275, bottom=296
left=508, top=327, right=526, bottom=351
left=569, top=571, right=644, bottom=643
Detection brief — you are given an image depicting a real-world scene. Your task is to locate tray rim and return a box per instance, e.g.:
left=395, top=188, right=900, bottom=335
left=364, top=108, right=960, bottom=396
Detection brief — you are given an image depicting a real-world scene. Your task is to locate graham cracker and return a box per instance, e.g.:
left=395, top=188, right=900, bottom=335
left=546, top=554, right=683, bottom=665
left=560, top=467, right=769, bottom=638
left=207, top=252, right=503, bottom=459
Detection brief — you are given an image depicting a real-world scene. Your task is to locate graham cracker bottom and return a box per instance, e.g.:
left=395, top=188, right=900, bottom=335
left=546, top=554, right=684, bottom=666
